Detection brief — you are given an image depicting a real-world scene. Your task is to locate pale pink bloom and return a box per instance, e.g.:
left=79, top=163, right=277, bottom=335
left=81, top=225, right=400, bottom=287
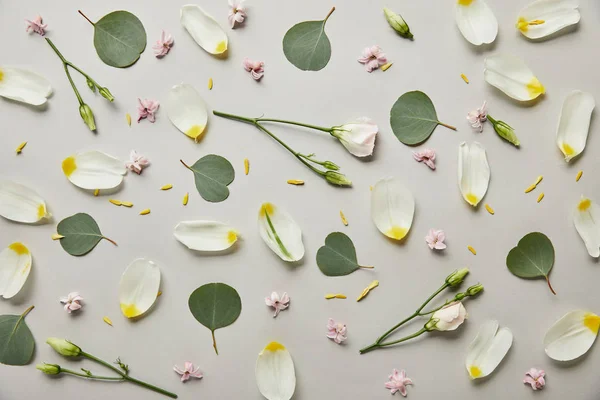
left=385, top=369, right=413, bottom=397
left=425, top=229, right=446, bottom=250
left=331, top=118, right=378, bottom=157
left=265, top=292, right=290, bottom=317
left=152, top=30, right=174, bottom=58
left=243, top=58, right=264, bottom=81
left=60, top=292, right=83, bottom=314
left=25, top=15, right=47, bottom=36
left=428, top=301, right=467, bottom=331
left=125, top=150, right=150, bottom=174
left=412, top=148, right=436, bottom=170
left=228, top=0, right=247, bottom=28
left=326, top=318, right=347, bottom=344
left=173, top=362, right=203, bottom=382
left=467, top=101, right=488, bottom=132
left=137, top=98, right=159, bottom=123
left=357, top=45, right=387, bottom=73
left=523, top=368, right=545, bottom=390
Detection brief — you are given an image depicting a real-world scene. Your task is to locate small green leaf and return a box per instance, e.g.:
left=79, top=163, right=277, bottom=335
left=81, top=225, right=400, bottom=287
left=506, top=232, right=556, bottom=294
left=188, top=283, right=242, bottom=354
left=283, top=7, right=335, bottom=71
left=390, top=91, right=456, bottom=146
left=0, top=306, right=35, bottom=366
left=316, top=232, right=372, bottom=276
left=57, top=213, right=116, bottom=256
left=181, top=155, right=235, bottom=203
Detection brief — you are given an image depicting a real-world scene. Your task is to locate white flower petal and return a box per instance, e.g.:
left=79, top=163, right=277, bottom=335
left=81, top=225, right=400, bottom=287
left=62, top=150, right=126, bottom=190
left=544, top=310, right=599, bottom=361
left=371, top=177, right=415, bottom=240
left=0, top=242, right=32, bottom=299
left=517, top=0, right=580, bottom=40
left=455, top=0, right=498, bottom=45
left=0, top=67, right=52, bottom=106
left=573, top=196, right=600, bottom=258
left=334, top=118, right=378, bottom=157
left=458, top=142, right=490, bottom=207
left=258, top=203, right=304, bottom=262
left=0, top=180, right=50, bottom=223
left=174, top=220, right=239, bottom=252
left=119, top=258, right=161, bottom=319
left=556, top=90, right=595, bottom=162
left=166, top=83, right=208, bottom=142
left=466, top=320, right=513, bottom=379
left=484, top=54, right=545, bottom=101
left=255, top=342, right=296, bottom=400
left=181, top=5, right=228, bottom=55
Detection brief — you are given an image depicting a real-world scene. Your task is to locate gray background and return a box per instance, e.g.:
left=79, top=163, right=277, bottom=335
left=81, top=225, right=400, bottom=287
left=1, top=0, right=599, bottom=399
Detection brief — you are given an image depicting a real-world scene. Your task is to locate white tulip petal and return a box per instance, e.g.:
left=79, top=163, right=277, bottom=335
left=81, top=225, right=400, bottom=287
left=0, top=180, right=50, bottom=223
left=371, top=177, right=415, bottom=240
left=62, top=150, right=126, bottom=190
left=517, top=0, right=580, bottom=40
left=258, top=203, right=304, bottom=262
left=484, top=54, right=545, bottom=101
left=544, top=310, right=600, bottom=361
left=174, top=220, right=239, bottom=252
left=458, top=142, right=490, bottom=207
left=0, top=242, right=32, bottom=299
left=0, top=67, right=52, bottom=106
left=466, top=320, right=513, bottom=379
left=119, top=258, right=161, bottom=319
left=556, top=90, right=595, bottom=162
left=181, top=5, right=228, bottom=55
left=455, top=0, right=498, bottom=45
left=573, top=196, right=600, bottom=257
left=166, top=83, right=208, bottom=142
left=255, top=342, right=296, bottom=400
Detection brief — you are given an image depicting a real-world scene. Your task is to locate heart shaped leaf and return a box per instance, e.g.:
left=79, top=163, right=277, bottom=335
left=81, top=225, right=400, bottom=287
left=316, top=232, right=373, bottom=276
left=0, top=306, right=35, bottom=366
left=57, top=213, right=117, bottom=256
left=181, top=155, right=235, bottom=203
left=506, top=232, right=556, bottom=294
left=189, top=283, right=242, bottom=354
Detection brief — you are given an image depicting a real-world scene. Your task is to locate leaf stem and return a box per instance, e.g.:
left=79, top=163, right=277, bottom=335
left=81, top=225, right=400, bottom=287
left=438, top=121, right=457, bottom=131
left=179, top=160, right=192, bottom=170
left=102, top=236, right=118, bottom=246
left=78, top=10, right=95, bottom=26
left=324, top=6, right=336, bottom=22
left=546, top=276, right=557, bottom=295
left=212, top=331, right=218, bottom=355
left=359, top=265, right=374, bottom=269
left=21, top=305, right=35, bottom=319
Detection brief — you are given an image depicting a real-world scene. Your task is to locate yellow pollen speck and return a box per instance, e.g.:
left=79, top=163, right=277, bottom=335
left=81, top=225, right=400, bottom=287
left=103, top=316, right=113, bottom=326
left=126, top=113, right=132, bottom=126
left=469, top=366, right=482, bottom=378
left=62, top=156, right=77, bottom=177
left=561, top=143, right=575, bottom=157
left=139, top=209, right=151, bottom=215
left=340, top=210, right=348, bottom=226
left=287, top=179, right=304, bottom=185
left=186, top=125, right=205, bottom=141
left=157, top=291, right=162, bottom=297
left=9, top=242, right=29, bottom=255
left=369, top=186, right=373, bottom=191
left=465, top=193, right=478, bottom=206
left=215, top=40, right=227, bottom=53
left=94, top=189, right=100, bottom=196
left=576, top=170, right=583, bottom=182
left=208, top=78, right=213, bottom=90
left=0, top=69, right=4, bottom=81
left=52, top=234, right=64, bottom=240
left=524, top=184, right=537, bottom=193
left=578, top=198, right=591, bottom=212
left=183, top=192, right=189, bottom=206
left=244, top=158, right=249, bottom=175
left=15, top=141, right=27, bottom=154
left=461, top=74, right=469, bottom=84
left=264, top=341, right=285, bottom=352
left=526, top=77, right=545, bottom=99
left=161, top=184, right=173, bottom=190
left=109, top=199, right=122, bottom=206
left=381, top=63, right=393, bottom=71
left=227, top=230, right=238, bottom=244
left=37, top=204, right=46, bottom=219
left=121, top=201, right=133, bottom=207
left=259, top=202, right=275, bottom=217
left=468, top=246, right=477, bottom=255
left=458, top=0, right=473, bottom=5
left=120, top=303, right=141, bottom=318
left=516, top=17, right=529, bottom=32
left=537, top=193, right=545, bottom=203
left=386, top=226, right=408, bottom=240
left=584, top=313, right=600, bottom=334
left=485, top=204, right=495, bottom=215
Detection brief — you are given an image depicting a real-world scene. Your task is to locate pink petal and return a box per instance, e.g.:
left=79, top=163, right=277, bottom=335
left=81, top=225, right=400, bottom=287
left=173, top=365, right=184, bottom=375
left=184, top=362, right=193, bottom=372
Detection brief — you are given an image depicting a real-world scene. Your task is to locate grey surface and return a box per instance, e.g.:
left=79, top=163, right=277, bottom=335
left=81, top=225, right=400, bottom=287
left=1, top=0, right=599, bottom=399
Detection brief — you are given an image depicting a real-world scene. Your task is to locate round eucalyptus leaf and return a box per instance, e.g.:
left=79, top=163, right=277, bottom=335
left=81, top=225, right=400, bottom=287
left=0, top=306, right=35, bottom=366
left=183, top=155, right=235, bottom=203
left=93, top=11, right=147, bottom=68
left=316, top=232, right=369, bottom=276
left=283, top=8, right=335, bottom=71
left=57, top=213, right=114, bottom=256
left=506, top=232, right=556, bottom=294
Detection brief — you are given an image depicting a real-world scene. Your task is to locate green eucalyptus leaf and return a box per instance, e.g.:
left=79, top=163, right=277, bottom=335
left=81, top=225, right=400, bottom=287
left=316, top=232, right=372, bottom=276
left=506, top=232, right=556, bottom=294
left=57, top=213, right=116, bottom=256
left=390, top=91, right=456, bottom=146
left=188, top=283, right=242, bottom=355
left=182, top=155, right=235, bottom=203
left=0, top=306, right=35, bottom=366
left=283, top=7, right=335, bottom=71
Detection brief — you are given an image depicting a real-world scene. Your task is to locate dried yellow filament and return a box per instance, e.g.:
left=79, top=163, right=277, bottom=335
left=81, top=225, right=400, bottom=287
left=121, top=201, right=134, bottom=207
left=208, top=78, right=213, bottom=90
left=381, top=63, right=393, bottom=71
left=468, top=246, right=477, bottom=255
left=157, top=291, right=163, bottom=297
left=109, top=199, right=122, bottom=206
left=484, top=204, right=495, bottom=215
left=126, top=113, right=132, bottom=126
left=51, top=234, right=64, bottom=240
left=367, top=280, right=379, bottom=290
left=524, top=184, right=537, bottom=193
left=461, top=74, right=469, bottom=83
left=537, top=193, right=545, bottom=203
left=183, top=192, right=189, bottom=206
left=15, top=142, right=27, bottom=154
left=534, top=175, right=543, bottom=185
left=335, top=294, right=347, bottom=299
left=357, top=280, right=379, bottom=301
left=287, top=179, right=304, bottom=185
left=340, top=210, right=348, bottom=226
left=244, top=158, right=250, bottom=175
left=161, top=184, right=173, bottom=190
left=139, top=209, right=151, bottom=215
left=325, top=293, right=347, bottom=299
left=103, top=316, right=113, bottom=326
left=576, top=170, right=583, bottom=182
left=94, top=189, right=100, bottom=196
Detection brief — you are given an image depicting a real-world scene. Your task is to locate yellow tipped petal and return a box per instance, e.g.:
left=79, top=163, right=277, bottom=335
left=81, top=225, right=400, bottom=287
left=160, top=184, right=173, bottom=190
left=15, top=141, right=27, bottom=154
left=103, top=316, right=113, bottom=326
left=139, top=209, right=151, bottom=215
left=174, top=220, right=239, bottom=252
left=468, top=245, right=477, bottom=255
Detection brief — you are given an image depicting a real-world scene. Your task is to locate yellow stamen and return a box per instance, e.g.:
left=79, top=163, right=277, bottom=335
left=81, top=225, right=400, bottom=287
left=369, top=186, right=373, bottom=191
left=526, top=77, right=545, bottom=99
left=534, top=175, right=543, bottom=186
left=185, top=125, right=205, bottom=141
left=461, top=73, right=469, bottom=84
left=0, top=69, right=3, bottom=81
left=576, top=170, right=583, bottom=182
left=386, top=226, right=408, bottom=240
left=287, top=179, right=304, bottom=185
left=244, top=158, right=250, bottom=175
left=264, top=341, right=285, bottom=352
left=578, top=198, right=591, bottom=212
left=357, top=280, right=380, bottom=301
left=561, top=143, right=575, bottom=156
left=120, top=303, right=141, bottom=318
left=381, top=63, right=393, bottom=71
left=227, top=230, right=238, bottom=244
left=183, top=192, right=189, bottom=206
left=51, top=234, right=64, bottom=240
left=37, top=204, right=47, bottom=219
left=485, top=204, right=495, bottom=215
left=126, top=113, right=131, bottom=126
left=62, top=156, right=77, bottom=177
left=208, top=78, right=213, bottom=90
left=139, top=208, right=151, bottom=215
left=584, top=313, right=600, bottom=334
left=340, top=210, right=348, bottom=226
left=469, top=366, right=482, bottom=378
left=468, top=246, right=477, bottom=255
left=121, top=201, right=133, bottom=207
left=465, top=193, right=478, bottom=205
left=109, top=199, right=122, bottom=206
left=325, top=293, right=347, bottom=299
left=157, top=291, right=162, bottom=297
left=458, top=0, right=473, bottom=5
left=94, top=189, right=100, bottom=196
left=524, top=184, right=537, bottom=193
left=103, top=316, right=113, bottom=326
left=215, top=41, right=227, bottom=53
left=160, top=184, right=173, bottom=190
left=259, top=202, right=275, bottom=217
left=9, top=242, right=29, bottom=255
left=15, top=141, right=27, bottom=154
left=537, top=193, right=544, bottom=203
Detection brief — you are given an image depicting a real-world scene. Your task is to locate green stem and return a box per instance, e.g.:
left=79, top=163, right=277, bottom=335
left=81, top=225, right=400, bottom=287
left=61, top=368, right=124, bottom=381
left=45, top=39, right=84, bottom=105
left=45, top=38, right=67, bottom=63
left=486, top=115, right=497, bottom=125
left=257, top=118, right=332, bottom=133
left=212, top=110, right=256, bottom=124
left=81, top=352, right=125, bottom=377
left=78, top=10, right=95, bottom=26
left=378, top=328, right=427, bottom=348
left=324, top=6, right=335, bottom=22
left=20, top=305, right=35, bottom=319
left=66, top=62, right=101, bottom=88
left=212, top=331, right=218, bottom=355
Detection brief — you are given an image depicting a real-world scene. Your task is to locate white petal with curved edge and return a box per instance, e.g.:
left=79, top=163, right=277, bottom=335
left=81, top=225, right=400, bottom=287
left=556, top=91, right=595, bottom=162
left=0, top=243, right=32, bottom=299
left=166, top=83, right=208, bottom=142
left=119, top=258, right=161, bottom=319
left=544, top=310, right=599, bottom=361
left=573, top=197, right=600, bottom=257
left=0, top=180, right=50, bottom=223
left=484, top=54, right=545, bottom=101
left=455, top=0, right=498, bottom=45
left=0, top=67, right=52, bottom=106
left=62, top=150, right=126, bottom=190
left=255, top=342, right=296, bottom=400
left=174, top=220, right=239, bottom=251
left=371, top=177, right=415, bottom=240
left=258, top=203, right=304, bottom=262
left=517, top=0, right=580, bottom=39
left=458, top=142, right=490, bottom=207
left=181, top=5, right=228, bottom=55
left=466, top=320, right=513, bottom=379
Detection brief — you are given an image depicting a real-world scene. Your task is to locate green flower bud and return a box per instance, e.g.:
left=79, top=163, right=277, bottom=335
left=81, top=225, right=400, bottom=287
left=383, top=8, right=413, bottom=39
left=46, top=338, right=82, bottom=357
left=488, top=115, right=519, bottom=147
left=322, top=161, right=340, bottom=171
left=36, top=363, right=62, bottom=375
left=79, top=104, right=96, bottom=131
left=86, top=79, right=96, bottom=92
left=445, top=268, right=469, bottom=287
left=325, top=171, right=352, bottom=186
left=466, top=283, right=484, bottom=297
left=99, top=87, right=114, bottom=102
left=424, top=317, right=439, bottom=332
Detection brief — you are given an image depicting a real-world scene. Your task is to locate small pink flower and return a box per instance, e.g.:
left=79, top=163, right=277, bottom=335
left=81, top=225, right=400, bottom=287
left=137, top=98, right=159, bottom=123
left=265, top=292, right=290, bottom=317
left=357, top=45, right=387, bottom=73
left=523, top=368, right=545, bottom=390
left=152, top=30, right=174, bottom=58
left=228, top=0, right=247, bottom=28
left=60, top=292, right=83, bottom=313
left=243, top=58, right=265, bottom=81
left=125, top=150, right=150, bottom=174
left=425, top=229, right=446, bottom=250
left=25, top=15, right=47, bottom=36
left=173, top=362, right=203, bottom=382
left=385, top=369, right=413, bottom=397
left=326, top=318, right=347, bottom=344
left=467, top=101, right=488, bottom=132
left=412, top=148, right=436, bottom=170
